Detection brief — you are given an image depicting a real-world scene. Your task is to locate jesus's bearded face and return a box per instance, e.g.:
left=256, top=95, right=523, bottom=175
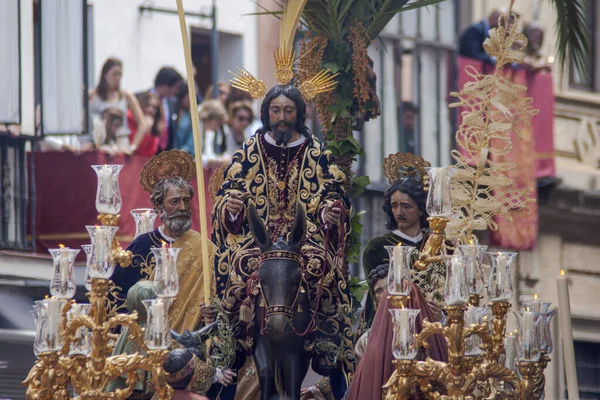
left=268, top=94, right=297, bottom=146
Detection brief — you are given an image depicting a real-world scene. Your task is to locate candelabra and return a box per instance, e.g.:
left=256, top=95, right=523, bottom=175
left=23, top=164, right=174, bottom=400
left=383, top=166, right=554, bottom=400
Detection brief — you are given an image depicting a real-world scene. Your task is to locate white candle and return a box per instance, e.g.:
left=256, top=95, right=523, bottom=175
left=96, top=228, right=105, bottom=265
left=504, top=335, right=516, bottom=370
left=448, top=256, right=466, bottom=306
left=393, top=245, right=404, bottom=293
left=142, top=211, right=151, bottom=233
left=47, top=300, right=60, bottom=337
left=493, top=253, right=507, bottom=301
left=153, top=301, right=165, bottom=336
left=557, top=270, right=580, bottom=400
left=100, top=165, right=113, bottom=200
left=468, top=249, right=477, bottom=292
left=433, top=168, right=444, bottom=213
left=399, top=308, right=409, bottom=346
left=523, top=310, right=534, bottom=348
left=161, top=242, right=170, bottom=284
left=59, top=248, right=69, bottom=285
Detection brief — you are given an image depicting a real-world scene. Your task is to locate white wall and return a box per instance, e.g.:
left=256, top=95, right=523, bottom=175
left=89, top=0, right=258, bottom=93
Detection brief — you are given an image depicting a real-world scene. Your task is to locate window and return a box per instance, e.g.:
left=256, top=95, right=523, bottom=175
left=360, top=0, right=459, bottom=182
left=568, top=0, right=596, bottom=91
left=0, top=0, right=20, bottom=126
left=35, top=0, right=87, bottom=136
left=572, top=340, right=600, bottom=399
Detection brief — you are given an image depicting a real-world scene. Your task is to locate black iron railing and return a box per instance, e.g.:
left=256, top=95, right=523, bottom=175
left=0, top=134, right=36, bottom=251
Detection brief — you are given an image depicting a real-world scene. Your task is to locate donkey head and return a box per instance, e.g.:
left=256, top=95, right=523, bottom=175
left=248, top=203, right=307, bottom=338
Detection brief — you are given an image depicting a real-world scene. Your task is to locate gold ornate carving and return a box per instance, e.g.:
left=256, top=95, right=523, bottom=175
left=230, top=67, right=268, bottom=99
left=414, top=216, right=448, bottom=271
left=139, top=149, right=196, bottom=193
left=298, top=69, right=339, bottom=102
left=208, top=164, right=227, bottom=203
left=383, top=152, right=431, bottom=185
left=274, top=46, right=295, bottom=85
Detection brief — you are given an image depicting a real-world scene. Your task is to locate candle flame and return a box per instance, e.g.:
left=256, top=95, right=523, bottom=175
left=396, top=242, right=402, bottom=247
left=534, top=293, right=538, bottom=300
left=468, top=238, right=474, bottom=245
left=44, top=295, right=49, bottom=299
left=560, top=270, right=565, bottom=276
left=58, top=244, right=65, bottom=249
left=525, top=306, right=530, bottom=312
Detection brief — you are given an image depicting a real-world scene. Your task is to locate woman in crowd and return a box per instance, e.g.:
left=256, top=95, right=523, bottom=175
left=127, top=91, right=163, bottom=156
left=223, top=100, right=254, bottom=154
left=89, top=58, right=150, bottom=153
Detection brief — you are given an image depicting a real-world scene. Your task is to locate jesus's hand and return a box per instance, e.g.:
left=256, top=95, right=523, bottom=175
left=226, top=191, right=246, bottom=216
left=323, top=203, right=342, bottom=225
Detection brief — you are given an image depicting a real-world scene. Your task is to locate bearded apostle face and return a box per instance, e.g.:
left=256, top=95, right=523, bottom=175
left=268, top=94, right=297, bottom=145
left=389, top=190, right=421, bottom=235
left=157, top=184, right=193, bottom=236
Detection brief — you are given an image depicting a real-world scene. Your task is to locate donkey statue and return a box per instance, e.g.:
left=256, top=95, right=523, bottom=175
left=248, top=203, right=312, bottom=400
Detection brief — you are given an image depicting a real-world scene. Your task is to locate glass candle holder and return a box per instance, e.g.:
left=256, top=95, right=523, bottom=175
left=385, top=245, right=417, bottom=296
left=515, top=309, right=543, bottom=362
left=143, top=299, right=172, bottom=350
left=465, top=306, right=490, bottom=356
left=504, top=333, right=518, bottom=371
left=66, top=303, right=92, bottom=356
left=541, top=308, right=556, bottom=355
left=389, top=308, right=421, bottom=360
left=425, top=166, right=455, bottom=217
left=131, top=208, right=158, bottom=239
left=48, top=247, right=80, bottom=299
left=486, top=252, right=517, bottom=302
left=92, top=164, right=123, bottom=214
left=457, top=244, right=488, bottom=296
left=31, top=298, right=67, bottom=355
left=522, top=298, right=553, bottom=354
left=150, top=244, right=181, bottom=298
left=444, top=255, right=468, bottom=306
left=81, top=244, right=93, bottom=291
left=85, top=225, right=119, bottom=279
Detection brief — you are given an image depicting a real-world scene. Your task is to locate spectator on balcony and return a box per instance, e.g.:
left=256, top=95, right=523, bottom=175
left=171, top=87, right=230, bottom=168
left=89, top=58, right=150, bottom=153
left=141, top=66, right=184, bottom=152
left=399, top=101, right=418, bottom=154
left=90, top=107, right=125, bottom=155
left=522, top=22, right=552, bottom=72
left=128, top=91, right=163, bottom=156
left=459, top=9, right=516, bottom=64
left=223, top=100, right=254, bottom=154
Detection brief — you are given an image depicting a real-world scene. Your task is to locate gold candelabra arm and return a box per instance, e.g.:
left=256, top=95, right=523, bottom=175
left=22, top=352, right=60, bottom=400
left=414, top=217, right=448, bottom=271
left=518, top=355, right=549, bottom=400
left=146, top=350, right=174, bottom=400
left=463, top=322, right=494, bottom=360
left=416, top=320, right=444, bottom=349
left=97, top=214, right=133, bottom=267
left=112, top=241, right=133, bottom=268
left=462, top=361, right=521, bottom=397
left=106, top=311, right=146, bottom=351
left=383, top=360, right=414, bottom=400
left=388, top=295, right=411, bottom=309
left=490, top=301, right=511, bottom=362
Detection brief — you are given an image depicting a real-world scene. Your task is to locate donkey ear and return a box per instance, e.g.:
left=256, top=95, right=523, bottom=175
left=248, top=203, right=272, bottom=252
left=289, top=205, right=307, bottom=252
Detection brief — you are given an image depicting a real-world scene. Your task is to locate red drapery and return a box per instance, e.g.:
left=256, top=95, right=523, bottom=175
left=455, top=57, right=555, bottom=250
left=29, top=151, right=215, bottom=256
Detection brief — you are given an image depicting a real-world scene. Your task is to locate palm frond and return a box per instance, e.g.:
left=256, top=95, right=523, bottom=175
left=366, top=0, right=447, bottom=40
left=550, top=0, right=590, bottom=78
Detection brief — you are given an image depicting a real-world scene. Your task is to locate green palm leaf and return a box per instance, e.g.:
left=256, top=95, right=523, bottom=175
left=550, top=0, right=590, bottom=78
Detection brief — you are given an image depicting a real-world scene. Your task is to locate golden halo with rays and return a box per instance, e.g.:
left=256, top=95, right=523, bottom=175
left=383, top=152, right=431, bottom=185
left=139, top=150, right=196, bottom=193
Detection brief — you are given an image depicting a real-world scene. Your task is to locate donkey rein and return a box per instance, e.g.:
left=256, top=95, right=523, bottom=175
left=292, top=200, right=347, bottom=337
